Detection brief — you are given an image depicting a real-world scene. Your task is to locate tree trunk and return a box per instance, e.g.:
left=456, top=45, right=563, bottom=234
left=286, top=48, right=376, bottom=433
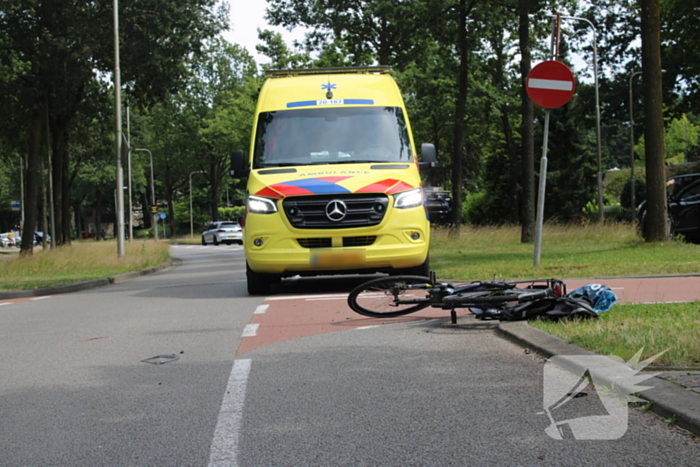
left=518, top=0, right=535, bottom=243
left=640, top=0, right=668, bottom=242
left=19, top=111, right=43, bottom=255
left=60, top=128, right=72, bottom=245
left=50, top=122, right=65, bottom=246
left=450, top=0, right=470, bottom=228
left=493, top=31, right=520, bottom=224
left=210, top=169, right=219, bottom=223
left=40, top=157, right=49, bottom=249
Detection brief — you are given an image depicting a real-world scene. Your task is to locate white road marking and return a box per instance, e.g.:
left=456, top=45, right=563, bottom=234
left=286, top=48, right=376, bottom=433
left=253, top=304, right=269, bottom=314
left=265, top=293, right=348, bottom=301
left=528, top=78, right=573, bottom=91
left=208, top=358, right=252, bottom=467
left=241, top=323, right=260, bottom=337
left=0, top=303, right=12, bottom=306
left=30, top=296, right=50, bottom=301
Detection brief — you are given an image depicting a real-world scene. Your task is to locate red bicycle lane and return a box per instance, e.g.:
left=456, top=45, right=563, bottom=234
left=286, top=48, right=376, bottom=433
left=235, top=275, right=700, bottom=356
left=235, top=293, right=446, bottom=355
left=565, top=275, right=700, bottom=304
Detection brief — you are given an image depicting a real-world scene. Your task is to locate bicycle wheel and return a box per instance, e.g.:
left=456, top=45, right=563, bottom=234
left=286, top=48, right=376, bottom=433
left=442, top=288, right=527, bottom=306
left=348, top=275, right=433, bottom=318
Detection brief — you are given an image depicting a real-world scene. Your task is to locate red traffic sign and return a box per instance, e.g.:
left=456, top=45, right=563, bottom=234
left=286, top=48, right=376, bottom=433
left=526, top=60, right=576, bottom=109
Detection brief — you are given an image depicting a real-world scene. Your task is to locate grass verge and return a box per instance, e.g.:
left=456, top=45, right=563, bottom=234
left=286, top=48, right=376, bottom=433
left=430, top=223, right=700, bottom=279
left=0, top=241, right=170, bottom=291
left=530, top=302, right=700, bottom=368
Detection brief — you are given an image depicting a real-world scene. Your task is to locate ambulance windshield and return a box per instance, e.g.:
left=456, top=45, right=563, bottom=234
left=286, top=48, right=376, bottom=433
left=253, top=106, right=412, bottom=168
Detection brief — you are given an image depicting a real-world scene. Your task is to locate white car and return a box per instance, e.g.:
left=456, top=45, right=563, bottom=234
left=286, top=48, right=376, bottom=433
left=1, top=233, right=20, bottom=247
left=0, top=233, right=12, bottom=247
left=201, top=221, right=243, bottom=245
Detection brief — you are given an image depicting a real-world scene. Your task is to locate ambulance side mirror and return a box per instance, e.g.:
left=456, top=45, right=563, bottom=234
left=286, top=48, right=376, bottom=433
left=230, top=150, right=249, bottom=178
left=418, top=143, right=438, bottom=170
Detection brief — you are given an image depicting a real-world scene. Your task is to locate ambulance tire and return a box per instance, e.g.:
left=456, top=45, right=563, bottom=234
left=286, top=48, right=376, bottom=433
left=246, top=263, right=279, bottom=295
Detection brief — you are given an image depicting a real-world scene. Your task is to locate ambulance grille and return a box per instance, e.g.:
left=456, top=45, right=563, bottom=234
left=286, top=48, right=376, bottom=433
left=297, top=238, right=332, bottom=248
left=283, top=194, right=389, bottom=229
left=343, top=236, right=377, bottom=247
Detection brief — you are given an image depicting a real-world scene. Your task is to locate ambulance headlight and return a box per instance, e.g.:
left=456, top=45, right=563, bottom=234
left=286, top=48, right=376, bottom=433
left=393, top=188, right=423, bottom=209
left=247, top=195, right=278, bottom=214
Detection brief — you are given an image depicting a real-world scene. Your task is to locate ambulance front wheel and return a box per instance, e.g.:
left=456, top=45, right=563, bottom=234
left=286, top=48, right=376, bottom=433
left=246, top=263, right=279, bottom=295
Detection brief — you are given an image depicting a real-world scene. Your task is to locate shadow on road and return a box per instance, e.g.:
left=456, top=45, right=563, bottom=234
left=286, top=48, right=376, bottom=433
left=267, top=273, right=386, bottom=296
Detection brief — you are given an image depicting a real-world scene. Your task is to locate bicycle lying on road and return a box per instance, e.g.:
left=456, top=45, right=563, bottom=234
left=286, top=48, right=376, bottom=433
left=347, top=271, right=567, bottom=323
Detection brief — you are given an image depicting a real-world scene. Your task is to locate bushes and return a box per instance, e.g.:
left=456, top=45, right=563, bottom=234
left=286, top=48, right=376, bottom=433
left=218, top=206, right=245, bottom=221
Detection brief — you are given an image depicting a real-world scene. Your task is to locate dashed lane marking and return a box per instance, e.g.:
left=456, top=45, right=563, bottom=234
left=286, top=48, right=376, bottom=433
left=242, top=323, right=260, bottom=337
left=253, top=304, right=269, bottom=314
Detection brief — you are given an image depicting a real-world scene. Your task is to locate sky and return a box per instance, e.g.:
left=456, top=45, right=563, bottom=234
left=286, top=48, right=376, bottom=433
left=223, top=0, right=307, bottom=65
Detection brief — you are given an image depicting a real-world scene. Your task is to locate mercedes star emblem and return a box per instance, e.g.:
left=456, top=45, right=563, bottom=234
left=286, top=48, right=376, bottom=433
left=325, top=200, right=347, bottom=221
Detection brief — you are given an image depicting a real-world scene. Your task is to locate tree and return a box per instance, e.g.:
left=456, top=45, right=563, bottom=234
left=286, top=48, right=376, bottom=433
left=266, top=0, right=432, bottom=67
left=134, top=39, right=258, bottom=234
left=0, top=0, right=227, bottom=252
left=518, top=0, right=536, bottom=241
left=640, top=0, right=668, bottom=241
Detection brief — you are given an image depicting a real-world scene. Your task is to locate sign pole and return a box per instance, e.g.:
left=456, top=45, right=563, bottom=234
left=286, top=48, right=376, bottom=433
left=534, top=13, right=561, bottom=267
left=534, top=110, right=551, bottom=267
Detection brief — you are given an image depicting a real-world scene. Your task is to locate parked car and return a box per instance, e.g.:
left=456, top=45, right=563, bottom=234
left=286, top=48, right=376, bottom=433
left=423, top=187, right=452, bottom=225
left=638, top=173, right=700, bottom=242
left=34, top=231, right=51, bottom=244
left=0, top=233, right=13, bottom=248
left=201, top=221, right=243, bottom=245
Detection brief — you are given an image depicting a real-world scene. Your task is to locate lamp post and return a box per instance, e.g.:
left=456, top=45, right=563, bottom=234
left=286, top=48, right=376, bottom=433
left=134, top=148, right=157, bottom=240
left=113, top=0, right=125, bottom=256
left=559, top=15, right=604, bottom=223
left=126, top=105, right=132, bottom=242
left=190, top=171, right=206, bottom=238
left=629, top=71, right=643, bottom=220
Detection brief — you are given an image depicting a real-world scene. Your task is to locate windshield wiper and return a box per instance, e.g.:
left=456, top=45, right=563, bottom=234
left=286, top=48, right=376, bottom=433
left=325, top=159, right=381, bottom=165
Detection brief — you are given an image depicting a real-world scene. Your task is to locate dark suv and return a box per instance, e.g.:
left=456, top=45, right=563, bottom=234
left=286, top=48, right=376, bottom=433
left=638, top=173, right=700, bottom=242
left=423, top=187, right=452, bottom=225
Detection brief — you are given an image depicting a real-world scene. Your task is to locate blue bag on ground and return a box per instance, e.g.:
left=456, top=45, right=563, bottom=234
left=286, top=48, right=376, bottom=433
left=566, top=284, right=617, bottom=313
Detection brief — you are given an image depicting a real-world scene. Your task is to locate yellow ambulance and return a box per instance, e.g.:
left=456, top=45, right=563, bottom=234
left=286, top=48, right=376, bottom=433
left=231, top=66, right=437, bottom=295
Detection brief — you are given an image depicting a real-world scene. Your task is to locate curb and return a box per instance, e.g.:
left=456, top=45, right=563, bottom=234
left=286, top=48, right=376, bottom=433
left=0, top=261, right=173, bottom=300
left=498, top=321, right=700, bottom=437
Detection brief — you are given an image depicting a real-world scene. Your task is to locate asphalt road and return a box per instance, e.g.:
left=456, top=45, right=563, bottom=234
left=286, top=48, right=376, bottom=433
left=1, top=245, right=698, bottom=466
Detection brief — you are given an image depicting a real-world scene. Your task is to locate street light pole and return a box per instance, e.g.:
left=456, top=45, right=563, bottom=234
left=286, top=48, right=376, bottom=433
left=559, top=15, right=604, bottom=224
left=629, top=71, right=643, bottom=220
left=190, top=171, right=206, bottom=238
left=134, top=148, right=157, bottom=240
left=113, top=0, right=125, bottom=256
left=126, top=104, right=132, bottom=242
left=19, top=156, right=25, bottom=229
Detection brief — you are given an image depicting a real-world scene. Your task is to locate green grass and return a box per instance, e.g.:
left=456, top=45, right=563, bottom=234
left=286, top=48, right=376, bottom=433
left=430, top=223, right=700, bottom=280
left=530, top=302, right=700, bottom=368
left=0, top=241, right=170, bottom=291
left=171, top=235, right=202, bottom=245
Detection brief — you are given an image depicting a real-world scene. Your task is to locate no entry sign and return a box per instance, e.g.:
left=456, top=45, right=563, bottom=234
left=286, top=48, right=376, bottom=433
left=526, top=60, right=576, bottom=109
